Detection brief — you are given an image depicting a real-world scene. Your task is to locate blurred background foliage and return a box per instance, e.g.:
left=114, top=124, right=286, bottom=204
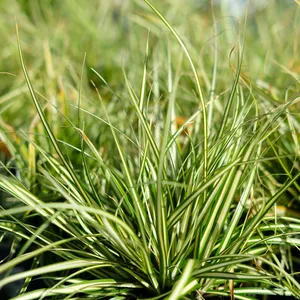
left=0, top=0, right=299, bottom=123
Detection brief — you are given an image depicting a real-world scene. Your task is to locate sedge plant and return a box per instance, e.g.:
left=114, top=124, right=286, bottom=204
left=0, top=1, right=300, bottom=299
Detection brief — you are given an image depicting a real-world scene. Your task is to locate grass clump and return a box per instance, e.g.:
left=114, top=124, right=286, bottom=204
left=0, top=1, right=299, bottom=299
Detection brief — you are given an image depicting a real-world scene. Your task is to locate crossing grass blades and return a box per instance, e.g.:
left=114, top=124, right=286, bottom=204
left=0, top=1, right=300, bottom=299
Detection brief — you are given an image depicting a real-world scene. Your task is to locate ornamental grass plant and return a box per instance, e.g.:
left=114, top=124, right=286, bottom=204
left=0, top=0, right=299, bottom=299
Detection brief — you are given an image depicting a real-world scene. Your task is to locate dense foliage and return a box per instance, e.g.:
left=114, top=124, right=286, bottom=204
left=0, top=1, right=299, bottom=299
